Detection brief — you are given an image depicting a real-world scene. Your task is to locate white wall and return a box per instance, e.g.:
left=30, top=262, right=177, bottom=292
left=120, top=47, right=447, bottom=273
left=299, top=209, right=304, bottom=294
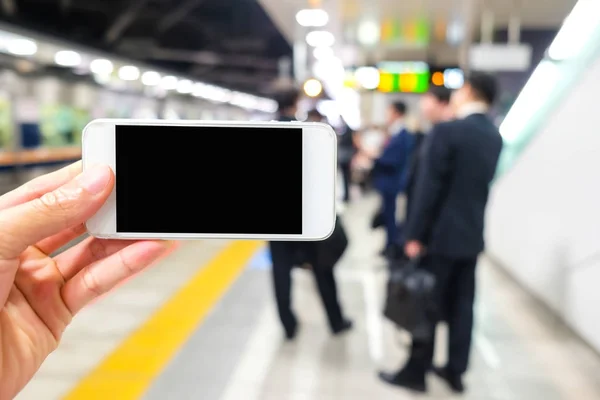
left=486, top=55, right=600, bottom=351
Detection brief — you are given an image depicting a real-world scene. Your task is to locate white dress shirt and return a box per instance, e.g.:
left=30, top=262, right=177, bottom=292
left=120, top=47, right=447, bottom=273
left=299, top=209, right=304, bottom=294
left=388, top=118, right=405, bottom=136
left=456, top=102, right=489, bottom=119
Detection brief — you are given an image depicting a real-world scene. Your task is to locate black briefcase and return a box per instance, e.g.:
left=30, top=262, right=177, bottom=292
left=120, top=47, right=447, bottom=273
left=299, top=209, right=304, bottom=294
left=383, top=256, right=437, bottom=341
left=313, top=217, right=348, bottom=269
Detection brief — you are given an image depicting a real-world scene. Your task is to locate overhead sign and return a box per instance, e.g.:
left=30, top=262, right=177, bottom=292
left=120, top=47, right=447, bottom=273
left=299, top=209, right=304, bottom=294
left=469, top=44, right=533, bottom=72
left=343, top=62, right=430, bottom=93
left=379, top=17, right=430, bottom=47
left=377, top=62, right=429, bottom=93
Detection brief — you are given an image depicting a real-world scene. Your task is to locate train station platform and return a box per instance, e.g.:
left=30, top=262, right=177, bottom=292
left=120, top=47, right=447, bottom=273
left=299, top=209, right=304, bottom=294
left=15, top=194, right=600, bottom=400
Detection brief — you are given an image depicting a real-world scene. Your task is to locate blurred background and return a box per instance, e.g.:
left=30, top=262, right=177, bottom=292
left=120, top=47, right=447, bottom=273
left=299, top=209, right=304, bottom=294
left=3, top=0, right=600, bottom=399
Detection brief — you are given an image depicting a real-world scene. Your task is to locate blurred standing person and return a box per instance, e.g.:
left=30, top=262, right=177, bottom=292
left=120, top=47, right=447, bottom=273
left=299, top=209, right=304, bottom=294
left=269, top=89, right=352, bottom=340
left=306, top=108, right=324, bottom=122
left=405, top=86, right=454, bottom=218
left=352, top=125, right=386, bottom=192
left=337, top=120, right=357, bottom=203
left=379, top=73, right=503, bottom=393
left=370, top=102, right=414, bottom=259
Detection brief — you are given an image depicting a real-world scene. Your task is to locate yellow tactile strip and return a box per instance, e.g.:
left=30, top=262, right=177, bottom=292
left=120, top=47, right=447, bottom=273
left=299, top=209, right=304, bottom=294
left=62, top=240, right=263, bottom=400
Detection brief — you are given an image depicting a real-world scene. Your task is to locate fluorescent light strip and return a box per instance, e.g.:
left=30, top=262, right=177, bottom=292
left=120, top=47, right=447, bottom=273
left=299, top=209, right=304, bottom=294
left=499, top=60, right=560, bottom=142
left=548, top=0, right=600, bottom=61
left=0, top=28, right=275, bottom=111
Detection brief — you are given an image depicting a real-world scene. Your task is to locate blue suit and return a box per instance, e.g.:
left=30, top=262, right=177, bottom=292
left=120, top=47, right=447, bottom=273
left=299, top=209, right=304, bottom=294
left=372, top=129, right=414, bottom=248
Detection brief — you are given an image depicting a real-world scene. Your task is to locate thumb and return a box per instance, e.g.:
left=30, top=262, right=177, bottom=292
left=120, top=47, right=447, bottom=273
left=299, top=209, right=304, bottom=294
left=0, top=165, right=114, bottom=260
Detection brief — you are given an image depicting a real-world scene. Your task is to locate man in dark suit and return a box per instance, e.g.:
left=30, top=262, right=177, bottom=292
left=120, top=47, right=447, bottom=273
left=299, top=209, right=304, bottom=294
left=405, top=86, right=453, bottom=218
left=269, top=88, right=352, bottom=340
left=379, top=73, right=503, bottom=393
left=371, top=101, right=414, bottom=258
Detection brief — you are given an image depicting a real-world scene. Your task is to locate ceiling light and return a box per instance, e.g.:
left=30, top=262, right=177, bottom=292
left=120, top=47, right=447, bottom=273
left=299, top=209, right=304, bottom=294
left=357, top=20, right=380, bottom=46
left=141, top=71, right=161, bottom=86
left=313, top=46, right=334, bottom=60
left=354, top=66, right=380, bottom=90
left=54, top=50, right=81, bottom=67
left=7, top=38, right=37, bottom=56
left=161, top=75, right=178, bottom=90
left=118, top=65, right=140, bottom=81
left=204, top=85, right=232, bottom=102
left=176, top=79, right=193, bottom=94
left=499, top=60, right=559, bottom=142
left=296, top=9, right=329, bottom=27
left=313, top=57, right=344, bottom=81
left=444, top=68, right=464, bottom=89
left=90, top=58, right=113, bottom=75
left=303, top=78, right=323, bottom=97
left=192, top=82, right=207, bottom=97
left=230, top=92, right=259, bottom=109
left=446, top=18, right=465, bottom=45
left=257, top=99, right=278, bottom=113
left=306, top=31, right=335, bottom=47
left=216, top=89, right=232, bottom=102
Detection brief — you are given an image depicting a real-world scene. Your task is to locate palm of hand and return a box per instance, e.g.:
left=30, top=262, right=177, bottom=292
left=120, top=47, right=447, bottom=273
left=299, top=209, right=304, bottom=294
left=1, top=247, right=69, bottom=396
left=0, top=163, right=173, bottom=399
left=0, top=233, right=168, bottom=399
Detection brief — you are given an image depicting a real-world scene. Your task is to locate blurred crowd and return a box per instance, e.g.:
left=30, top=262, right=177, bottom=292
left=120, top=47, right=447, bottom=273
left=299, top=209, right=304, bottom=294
left=270, top=72, right=503, bottom=395
left=0, top=72, right=503, bottom=398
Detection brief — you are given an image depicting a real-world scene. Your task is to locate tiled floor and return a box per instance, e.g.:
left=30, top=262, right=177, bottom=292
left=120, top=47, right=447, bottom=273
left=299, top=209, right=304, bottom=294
left=15, top=193, right=600, bottom=400
left=207, top=194, right=600, bottom=400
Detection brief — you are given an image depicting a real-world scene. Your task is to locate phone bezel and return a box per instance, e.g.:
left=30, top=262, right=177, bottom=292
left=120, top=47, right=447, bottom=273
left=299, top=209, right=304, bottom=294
left=82, top=118, right=337, bottom=241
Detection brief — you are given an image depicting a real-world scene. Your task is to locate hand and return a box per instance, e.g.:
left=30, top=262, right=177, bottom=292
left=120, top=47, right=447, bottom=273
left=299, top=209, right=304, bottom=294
left=404, top=240, right=424, bottom=259
left=0, top=162, right=177, bottom=399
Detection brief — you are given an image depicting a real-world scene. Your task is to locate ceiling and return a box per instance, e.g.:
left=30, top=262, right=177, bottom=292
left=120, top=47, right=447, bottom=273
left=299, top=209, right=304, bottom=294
left=338, top=0, right=577, bottom=27
left=0, top=0, right=292, bottom=95
left=260, top=0, right=578, bottom=65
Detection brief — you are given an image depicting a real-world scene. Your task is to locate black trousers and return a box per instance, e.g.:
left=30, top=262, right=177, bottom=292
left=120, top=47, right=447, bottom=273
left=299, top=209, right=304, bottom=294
left=340, top=162, right=351, bottom=202
left=381, top=192, right=399, bottom=248
left=269, top=242, right=344, bottom=333
left=406, top=255, right=477, bottom=376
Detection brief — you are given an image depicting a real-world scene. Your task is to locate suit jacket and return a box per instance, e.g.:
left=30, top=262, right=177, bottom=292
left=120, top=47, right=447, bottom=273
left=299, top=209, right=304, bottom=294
left=404, top=132, right=426, bottom=218
left=405, top=132, right=426, bottom=197
left=372, top=128, right=414, bottom=195
left=405, top=114, right=503, bottom=258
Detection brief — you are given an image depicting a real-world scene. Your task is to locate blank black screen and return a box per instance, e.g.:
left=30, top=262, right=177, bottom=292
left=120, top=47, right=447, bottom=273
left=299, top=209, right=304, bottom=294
left=116, top=125, right=303, bottom=234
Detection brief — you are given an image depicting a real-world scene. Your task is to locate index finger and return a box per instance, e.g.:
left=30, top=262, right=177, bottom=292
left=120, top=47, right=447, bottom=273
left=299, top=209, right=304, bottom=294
left=0, top=161, right=82, bottom=211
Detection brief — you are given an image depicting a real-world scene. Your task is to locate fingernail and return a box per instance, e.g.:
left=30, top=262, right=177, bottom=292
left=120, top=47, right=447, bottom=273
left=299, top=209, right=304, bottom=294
left=77, top=165, right=112, bottom=194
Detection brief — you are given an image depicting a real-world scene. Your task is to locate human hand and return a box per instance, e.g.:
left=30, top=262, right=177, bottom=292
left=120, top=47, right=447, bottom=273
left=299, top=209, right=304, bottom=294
left=404, top=240, right=424, bottom=259
left=0, top=162, right=177, bottom=399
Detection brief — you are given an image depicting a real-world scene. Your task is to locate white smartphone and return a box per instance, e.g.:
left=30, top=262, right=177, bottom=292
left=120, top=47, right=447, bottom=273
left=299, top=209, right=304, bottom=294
left=82, top=118, right=337, bottom=241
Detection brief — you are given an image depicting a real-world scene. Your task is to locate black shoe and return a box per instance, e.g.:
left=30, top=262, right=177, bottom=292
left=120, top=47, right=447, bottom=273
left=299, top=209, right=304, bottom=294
left=285, top=323, right=298, bottom=341
left=378, top=370, right=427, bottom=393
left=332, top=319, right=353, bottom=335
left=433, top=366, right=464, bottom=393
left=371, top=212, right=385, bottom=229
